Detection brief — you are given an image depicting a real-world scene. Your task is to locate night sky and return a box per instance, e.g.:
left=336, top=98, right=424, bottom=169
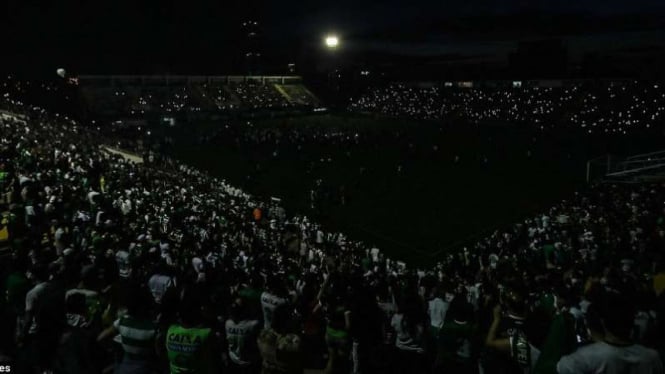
left=3, top=0, right=665, bottom=76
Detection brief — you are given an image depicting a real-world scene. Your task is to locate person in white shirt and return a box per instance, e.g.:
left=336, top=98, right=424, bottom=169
left=225, top=297, right=261, bottom=370
left=121, top=198, right=132, bottom=215
left=21, top=264, right=64, bottom=373
left=65, top=265, right=101, bottom=325
left=391, top=294, right=427, bottom=373
left=370, top=247, right=380, bottom=263
left=428, top=286, right=449, bottom=335
left=316, top=229, right=324, bottom=244
left=87, top=189, right=100, bottom=205
left=116, top=250, right=131, bottom=279
left=261, top=278, right=288, bottom=330
left=558, top=343, right=662, bottom=374
left=557, top=292, right=663, bottom=374
left=23, top=267, right=51, bottom=336
left=148, top=267, right=176, bottom=305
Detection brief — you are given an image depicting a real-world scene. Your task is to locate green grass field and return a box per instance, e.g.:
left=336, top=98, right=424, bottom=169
left=164, top=114, right=663, bottom=265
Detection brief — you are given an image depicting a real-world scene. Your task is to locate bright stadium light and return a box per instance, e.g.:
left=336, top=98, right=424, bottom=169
left=325, top=35, right=339, bottom=49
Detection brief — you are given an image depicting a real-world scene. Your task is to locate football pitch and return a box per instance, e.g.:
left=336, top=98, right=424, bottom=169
left=166, top=114, right=661, bottom=265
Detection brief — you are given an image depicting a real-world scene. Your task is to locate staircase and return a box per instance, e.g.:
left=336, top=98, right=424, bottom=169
left=275, top=84, right=320, bottom=106
left=274, top=84, right=293, bottom=103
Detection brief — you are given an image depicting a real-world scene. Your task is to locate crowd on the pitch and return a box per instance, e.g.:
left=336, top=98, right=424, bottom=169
left=0, top=86, right=664, bottom=374
left=350, top=81, right=665, bottom=133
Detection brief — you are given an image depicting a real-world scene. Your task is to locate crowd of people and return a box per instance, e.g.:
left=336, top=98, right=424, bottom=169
left=230, top=82, right=294, bottom=110
left=130, top=86, right=203, bottom=114
left=350, top=81, right=665, bottom=133
left=0, top=82, right=664, bottom=374
left=80, top=81, right=317, bottom=117
left=1, top=76, right=319, bottom=118
left=199, top=84, right=241, bottom=111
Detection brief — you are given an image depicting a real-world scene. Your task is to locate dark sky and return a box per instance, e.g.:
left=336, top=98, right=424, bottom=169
left=3, top=0, right=665, bottom=75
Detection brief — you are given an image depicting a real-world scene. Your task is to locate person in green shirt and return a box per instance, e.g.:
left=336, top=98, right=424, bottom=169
left=532, top=287, right=579, bottom=374
left=166, top=288, right=219, bottom=374
left=1, top=256, right=29, bottom=359
left=238, top=273, right=264, bottom=319
left=542, top=243, right=556, bottom=269
left=97, top=286, right=158, bottom=374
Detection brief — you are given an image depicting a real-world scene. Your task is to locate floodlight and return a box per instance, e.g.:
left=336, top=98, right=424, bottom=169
left=325, top=35, right=339, bottom=48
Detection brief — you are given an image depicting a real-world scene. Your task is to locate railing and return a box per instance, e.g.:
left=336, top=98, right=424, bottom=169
left=625, top=149, right=665, bottom=161
left=606, top=162, right=665, bottom=179
left=587, top=149, right=665, bottom=183
left=608, top=150, right=665, bottom=178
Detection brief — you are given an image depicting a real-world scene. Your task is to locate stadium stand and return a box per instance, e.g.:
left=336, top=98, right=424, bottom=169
left=350, top=81, right=665, bottom=133
left=78, top=76, right=319, bottom=117
left=0, top=79, right=663, bottom=374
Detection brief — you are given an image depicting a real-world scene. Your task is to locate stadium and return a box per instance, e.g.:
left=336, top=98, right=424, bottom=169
left=1, top=1, right=665, bottom=374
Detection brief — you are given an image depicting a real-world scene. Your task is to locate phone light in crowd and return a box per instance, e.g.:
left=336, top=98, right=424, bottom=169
left=325, top=35, right=339, bottom=49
